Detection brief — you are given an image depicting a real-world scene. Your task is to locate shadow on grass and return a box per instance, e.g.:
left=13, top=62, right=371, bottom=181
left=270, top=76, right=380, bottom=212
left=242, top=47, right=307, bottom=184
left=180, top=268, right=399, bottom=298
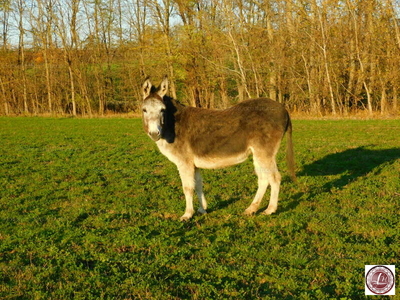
left=299, top=146, right=400, bottom=190
left=208, top=194, right=241, bottom=213
left=278, top=146, right=400, bottom=214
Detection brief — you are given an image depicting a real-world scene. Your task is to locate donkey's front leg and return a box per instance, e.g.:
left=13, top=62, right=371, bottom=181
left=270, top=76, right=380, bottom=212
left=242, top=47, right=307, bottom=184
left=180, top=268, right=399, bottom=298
left=178, top=164, right=196, bottom=221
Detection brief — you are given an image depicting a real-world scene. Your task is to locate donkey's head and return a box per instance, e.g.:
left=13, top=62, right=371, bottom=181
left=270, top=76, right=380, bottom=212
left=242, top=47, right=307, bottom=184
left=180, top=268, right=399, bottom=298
left=141, top=76, right=168, bottom=142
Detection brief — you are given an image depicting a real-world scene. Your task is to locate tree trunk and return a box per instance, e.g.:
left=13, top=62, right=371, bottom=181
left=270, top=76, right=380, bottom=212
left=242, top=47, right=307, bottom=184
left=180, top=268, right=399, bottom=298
left=393, top=86, right=398, bottom=112
left=68, top=60, right=77, bottom=116
left=347, top=0, right=372, bottom=115
left=18, top=0, right=28, bottom=114
left=228, top=31, right=251, bottom=101
left=0, top=75, right=8, bottom=115
left=316, top=2, right=336, bottom=115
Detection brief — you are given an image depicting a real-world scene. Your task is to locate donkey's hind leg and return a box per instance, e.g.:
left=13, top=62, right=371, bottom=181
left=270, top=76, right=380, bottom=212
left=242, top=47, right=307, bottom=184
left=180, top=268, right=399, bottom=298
left=262, top=158, right=281, bottom=215
left=195, top=168, right=207, bottom=215
left=244, top=154, right=270, bottom=215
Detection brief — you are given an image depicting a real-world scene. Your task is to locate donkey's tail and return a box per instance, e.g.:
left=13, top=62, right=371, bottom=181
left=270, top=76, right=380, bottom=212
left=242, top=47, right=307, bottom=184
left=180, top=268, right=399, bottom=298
left=285, top=114, right=296, bottom=182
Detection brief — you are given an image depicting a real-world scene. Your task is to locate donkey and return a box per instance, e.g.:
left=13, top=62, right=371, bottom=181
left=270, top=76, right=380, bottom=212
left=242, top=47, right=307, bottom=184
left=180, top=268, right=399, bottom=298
left=141, top=76, right=296, bottom=221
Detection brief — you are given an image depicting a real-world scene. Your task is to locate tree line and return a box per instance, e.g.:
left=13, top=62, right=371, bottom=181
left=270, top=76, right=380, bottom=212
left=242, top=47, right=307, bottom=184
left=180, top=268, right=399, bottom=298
left=0, top=0, right=399, bottom=116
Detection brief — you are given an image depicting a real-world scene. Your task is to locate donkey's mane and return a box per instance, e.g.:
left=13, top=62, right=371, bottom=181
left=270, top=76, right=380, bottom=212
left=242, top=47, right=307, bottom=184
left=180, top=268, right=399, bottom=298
left=162, top=96, right=185, bottom=143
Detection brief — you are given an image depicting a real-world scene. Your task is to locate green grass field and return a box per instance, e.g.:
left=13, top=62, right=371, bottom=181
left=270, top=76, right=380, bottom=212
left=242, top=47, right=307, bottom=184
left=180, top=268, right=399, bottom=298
left=1, top=117, right=399, bottom=299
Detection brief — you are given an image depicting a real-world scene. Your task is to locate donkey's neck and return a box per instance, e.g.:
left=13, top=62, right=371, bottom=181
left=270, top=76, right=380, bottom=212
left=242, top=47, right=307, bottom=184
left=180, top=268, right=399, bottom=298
left=162, top=96, right=185, bottom=143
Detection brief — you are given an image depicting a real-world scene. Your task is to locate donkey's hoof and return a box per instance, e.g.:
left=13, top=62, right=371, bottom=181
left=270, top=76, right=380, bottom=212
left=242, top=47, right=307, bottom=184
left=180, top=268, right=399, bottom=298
left=243, top=208, right=257, bottom=216
left=180, top=213, right=193, bottom=221
left=198, top=208, right=207, bottom=215
left=262, top=207, right=277, bottom=215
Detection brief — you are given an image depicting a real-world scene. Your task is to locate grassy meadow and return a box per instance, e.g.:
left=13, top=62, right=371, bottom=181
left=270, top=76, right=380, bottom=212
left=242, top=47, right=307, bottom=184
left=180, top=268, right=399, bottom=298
left=0, top=117, right=399, bottom=299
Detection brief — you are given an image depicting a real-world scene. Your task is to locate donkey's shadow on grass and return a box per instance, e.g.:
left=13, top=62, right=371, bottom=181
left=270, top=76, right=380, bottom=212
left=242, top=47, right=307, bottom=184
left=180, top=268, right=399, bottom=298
left=300, top=146, right=400, bottom=189
left=279, top=146, right=400, bottom=213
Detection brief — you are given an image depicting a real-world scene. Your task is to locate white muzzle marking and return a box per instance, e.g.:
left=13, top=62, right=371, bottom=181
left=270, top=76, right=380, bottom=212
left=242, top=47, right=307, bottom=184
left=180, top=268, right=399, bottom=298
left=148, top=121, right=162, bottom=141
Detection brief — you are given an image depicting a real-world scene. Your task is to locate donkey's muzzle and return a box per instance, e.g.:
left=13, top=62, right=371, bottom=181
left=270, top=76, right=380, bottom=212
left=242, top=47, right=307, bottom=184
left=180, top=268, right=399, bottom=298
left=149, top=131, right=161, bottom=141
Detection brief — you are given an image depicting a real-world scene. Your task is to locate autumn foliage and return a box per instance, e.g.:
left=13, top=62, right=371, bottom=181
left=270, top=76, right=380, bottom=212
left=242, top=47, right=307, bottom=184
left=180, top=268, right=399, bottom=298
left=0, top=0, right=399, bottom=116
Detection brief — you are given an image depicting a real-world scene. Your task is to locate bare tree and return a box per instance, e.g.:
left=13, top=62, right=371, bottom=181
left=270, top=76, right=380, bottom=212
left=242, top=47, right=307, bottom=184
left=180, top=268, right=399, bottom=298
left=347, top=0, right=373, bottom=115
left=315, top=1, right=336, bottom=115
left=0, top=0, right=11, bottom=50
left=16, top=0, right=29, bottom=114
left=28, top=0, right=55, bottom=114
left=53, top=0, right=81, bottom=116
left=151, top=0, right=177, bottom=98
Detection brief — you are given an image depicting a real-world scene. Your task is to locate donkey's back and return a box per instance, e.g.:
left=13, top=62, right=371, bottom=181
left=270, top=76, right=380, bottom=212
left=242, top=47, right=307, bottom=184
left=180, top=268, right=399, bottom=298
left=176, top=98, right=292, bottom=164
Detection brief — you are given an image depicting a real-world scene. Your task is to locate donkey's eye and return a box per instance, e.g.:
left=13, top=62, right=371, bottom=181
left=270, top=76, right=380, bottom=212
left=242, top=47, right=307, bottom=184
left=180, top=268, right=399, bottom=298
left=142, top=108, right=147, bottom=113
left=161, top=109, right=166, bottom=113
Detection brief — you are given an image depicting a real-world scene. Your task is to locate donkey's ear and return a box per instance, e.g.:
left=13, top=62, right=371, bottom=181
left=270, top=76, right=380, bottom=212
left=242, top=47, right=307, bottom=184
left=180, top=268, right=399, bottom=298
left=157, top=76, right=169, bottom=98
left=142, top=78, right=152, bottom=99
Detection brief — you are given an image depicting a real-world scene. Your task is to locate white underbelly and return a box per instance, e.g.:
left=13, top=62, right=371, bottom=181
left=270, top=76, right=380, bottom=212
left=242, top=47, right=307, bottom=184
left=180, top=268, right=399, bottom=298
left=194, top=151, right=250, bottom=169
left=157, top=139, right=252, bottom=169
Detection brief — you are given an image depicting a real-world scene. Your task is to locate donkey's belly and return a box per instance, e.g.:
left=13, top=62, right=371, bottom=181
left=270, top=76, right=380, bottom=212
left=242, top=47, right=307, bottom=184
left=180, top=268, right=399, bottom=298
left=194, top=148, right=251, bottom=169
